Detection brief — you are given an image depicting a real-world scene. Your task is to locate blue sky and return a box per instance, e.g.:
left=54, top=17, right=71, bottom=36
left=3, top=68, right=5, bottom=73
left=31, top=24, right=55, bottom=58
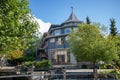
left=29, top=0, right=120, bottom=33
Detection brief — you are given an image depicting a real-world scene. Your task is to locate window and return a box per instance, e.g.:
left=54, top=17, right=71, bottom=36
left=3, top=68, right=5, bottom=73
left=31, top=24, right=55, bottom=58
left=55, top=50, right=68, bottom=64
left=56, top=38, right=64, bottom=45
left=54, top=29, right=61, bottom=36
left=57, top=38, right=62, bottom=45
left=50, top=38, right=55, bottom=43
left=64, top=28, right=71, bottom=34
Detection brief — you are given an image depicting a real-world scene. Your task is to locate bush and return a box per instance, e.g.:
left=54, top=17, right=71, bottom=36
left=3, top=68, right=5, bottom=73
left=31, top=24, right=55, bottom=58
left=34, top=60, right=51, bottom=68
left=22, top=56, right=35, bottom=61
left=8, top=56, right=35, bottom=66
left=8, top=58, right=24, bottom=66
left=24, top=61, right=32, bottom=67
left=24, top=60, right=51, bottom=68
left=100, top=64, right=113, bottom=69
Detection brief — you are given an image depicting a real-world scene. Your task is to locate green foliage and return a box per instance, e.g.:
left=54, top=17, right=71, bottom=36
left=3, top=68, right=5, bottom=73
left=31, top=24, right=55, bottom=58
left=8, top=58, right=23, bottom=65
left=116, top=60, right=120, bottom=67
left=24, top=61, right=33, bottom=67
left=34, top=60, right=50, bottom=68
left=7, top=53, right=35, bottom=66
left=110, top=18, right=118, bottom=36
left=100, top=64, right=107, bottom=69
left=6, top=36, right=40, bottom=65
left=24, top=60, right=51, bottom=68
left=109, top=70, right=120, bottom=79
left=99, top=64, right=113, bottom=69
left=22, top=56, right=35, bottom=61
left=108, top=36, right=120, bottom=67
left=98, top=69, right=120, bottom=79
left=8, top=49, right=23, bottom=60
left=24, top=36, right=41, bottom=57
left=0, top=0, right=39, bottom=55
left=68, top=23, right=119, bottom=64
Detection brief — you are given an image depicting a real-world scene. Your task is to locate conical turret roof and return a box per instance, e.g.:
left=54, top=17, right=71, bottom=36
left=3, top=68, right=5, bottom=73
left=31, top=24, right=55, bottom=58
left=64, top=7, right=80, bottom=23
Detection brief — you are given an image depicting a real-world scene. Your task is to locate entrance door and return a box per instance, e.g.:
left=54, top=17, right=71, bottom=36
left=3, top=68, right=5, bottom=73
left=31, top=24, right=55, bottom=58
left=57, top=55, right=65, bottom=64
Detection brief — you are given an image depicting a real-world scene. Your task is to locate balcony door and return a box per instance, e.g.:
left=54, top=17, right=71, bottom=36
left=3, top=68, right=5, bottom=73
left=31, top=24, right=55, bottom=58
left=57, top=55, right=65, bottom=64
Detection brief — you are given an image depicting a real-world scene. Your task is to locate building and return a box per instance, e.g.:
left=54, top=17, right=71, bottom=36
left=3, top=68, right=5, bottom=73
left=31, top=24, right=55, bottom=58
left=37, top=8, right=83, bottom=67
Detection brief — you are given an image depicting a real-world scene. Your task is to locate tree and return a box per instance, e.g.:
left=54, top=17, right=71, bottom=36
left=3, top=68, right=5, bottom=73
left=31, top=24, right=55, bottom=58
left=110, top=18, right=118, bottom=36
left=24, top=36, right=41, bottom=57
left=7, top=49, right=23, bottom=65
left=68, top=24, right=119, bottom=80
left=109, top=18, right=120, bottom=67
left=9, top=49, right=23, bottom=60
left=0, top=0, right=39, bottom=55
left=86, top=16, right=91, bottom=24
left=0, top=0, right=39, bottom=66
left=109, top=36, right=120, bottom=68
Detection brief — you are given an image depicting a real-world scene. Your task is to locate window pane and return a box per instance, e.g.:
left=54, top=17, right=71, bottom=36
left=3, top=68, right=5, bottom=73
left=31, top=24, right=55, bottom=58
left=50, top=38, right=55, bottom=43
left=64, top=28, right=70, bottom=34
left=54, top=30, right=61, bottom=35
left=57, top=38, right=62, bottom=45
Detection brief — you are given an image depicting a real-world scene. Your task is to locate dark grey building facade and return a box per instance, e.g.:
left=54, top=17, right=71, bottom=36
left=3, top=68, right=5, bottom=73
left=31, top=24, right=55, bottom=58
left=37, top=9, right=83, bottom=67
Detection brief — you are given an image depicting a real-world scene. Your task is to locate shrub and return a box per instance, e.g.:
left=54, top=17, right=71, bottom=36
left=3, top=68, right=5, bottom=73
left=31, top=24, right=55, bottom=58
left=24, top=60, right=51, bottom=68
left=24, top=61, right=32, bottom=67
left=34, top=60, right=51, bottom=68
left=22, top=56, right=35, bottom=61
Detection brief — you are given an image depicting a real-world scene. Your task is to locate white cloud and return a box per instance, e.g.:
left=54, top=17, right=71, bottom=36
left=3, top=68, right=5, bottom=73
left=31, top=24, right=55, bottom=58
left=34, top=17, right=51, bottom=34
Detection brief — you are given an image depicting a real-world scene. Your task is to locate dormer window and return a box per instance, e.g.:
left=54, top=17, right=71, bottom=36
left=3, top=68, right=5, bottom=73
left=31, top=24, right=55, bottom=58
left=64, top=28, right=71, bottom=34
left=54, top=29, right=61, bottom=36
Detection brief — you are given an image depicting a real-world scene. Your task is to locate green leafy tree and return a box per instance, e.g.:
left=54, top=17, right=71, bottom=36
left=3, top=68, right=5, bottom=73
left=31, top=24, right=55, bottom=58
left=24, top=36, right=41, bottom=57
left=0, top=0, right=39, bottom=55
left=7, top=49, right=23, bottom=65
left=109, top=18, right=120, bottom=67
left=110, top=36, right=120, bottom=67
left=68, top=24, right=119, bottom=79
left=86, top=16, right=91, bottom=24
left=9, top=49, right=23, bottom=60
left=110, top=18, right=118, bottom=36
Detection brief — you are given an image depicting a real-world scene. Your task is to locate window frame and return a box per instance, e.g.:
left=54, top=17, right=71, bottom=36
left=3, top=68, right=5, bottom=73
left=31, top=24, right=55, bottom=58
left=64, top=27, right=71, bottom=34
left=50, top=38, right=55, bottom=43
left=54, top=29, right=61, bottom=36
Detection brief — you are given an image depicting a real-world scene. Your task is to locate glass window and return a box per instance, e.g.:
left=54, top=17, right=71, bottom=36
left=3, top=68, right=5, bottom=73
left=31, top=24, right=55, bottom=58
left=57, top=38, right=62, bottom=45
left=50, top=38, right=55, bottom=43
left=64, top=28, right=71, bottom=34
left=54, top=29, right=61, bottom=36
